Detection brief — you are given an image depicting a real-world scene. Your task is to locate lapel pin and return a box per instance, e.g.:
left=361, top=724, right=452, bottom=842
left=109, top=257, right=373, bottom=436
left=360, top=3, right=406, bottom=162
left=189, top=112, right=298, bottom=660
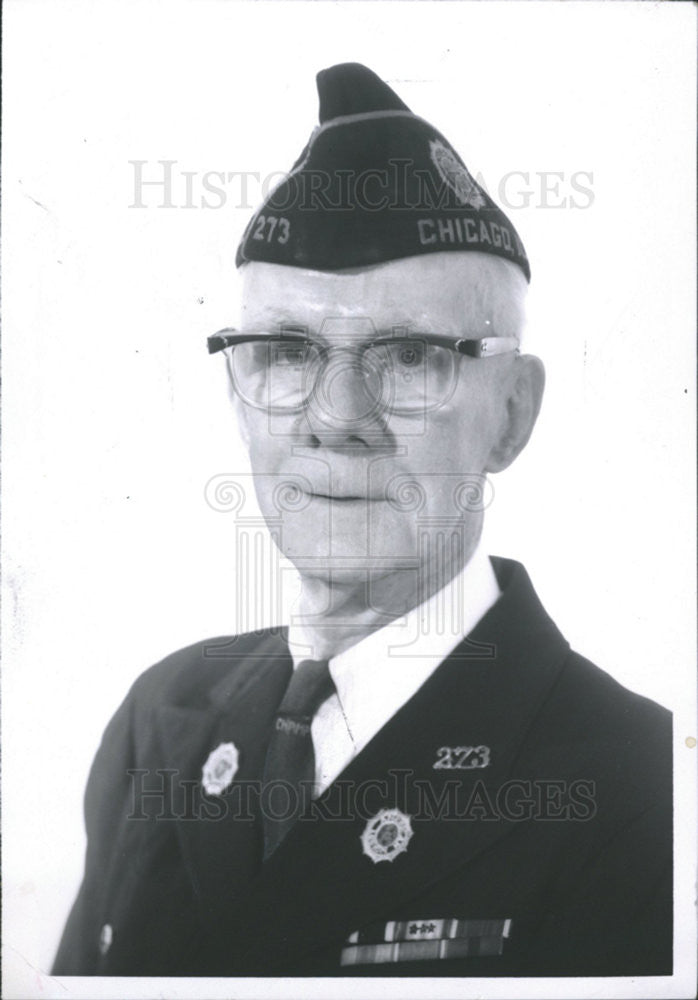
left=433, top=745, right=491, bottom=770
left=361, top=808, right=413, bottom=864
left=201, top=741, right=239, bottom=795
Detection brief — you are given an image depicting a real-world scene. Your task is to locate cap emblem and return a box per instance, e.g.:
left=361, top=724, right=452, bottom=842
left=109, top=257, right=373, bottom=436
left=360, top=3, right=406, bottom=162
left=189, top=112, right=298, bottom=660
left=429, top=140, right=486, bottom=210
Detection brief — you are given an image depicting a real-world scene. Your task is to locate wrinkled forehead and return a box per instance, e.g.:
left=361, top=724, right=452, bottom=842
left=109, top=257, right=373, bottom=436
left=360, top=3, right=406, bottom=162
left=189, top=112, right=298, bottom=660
left=240, top=251, right=527, bottom=340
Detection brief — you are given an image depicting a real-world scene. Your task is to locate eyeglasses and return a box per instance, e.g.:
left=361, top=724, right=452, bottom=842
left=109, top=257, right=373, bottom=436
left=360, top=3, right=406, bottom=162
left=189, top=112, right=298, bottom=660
left=207, top=327, right=519, bottom=415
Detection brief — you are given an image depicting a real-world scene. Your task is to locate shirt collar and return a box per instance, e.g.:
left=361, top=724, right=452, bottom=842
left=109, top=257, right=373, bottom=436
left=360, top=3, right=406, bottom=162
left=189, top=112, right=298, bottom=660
left=287, top=546, right=500, bottom=757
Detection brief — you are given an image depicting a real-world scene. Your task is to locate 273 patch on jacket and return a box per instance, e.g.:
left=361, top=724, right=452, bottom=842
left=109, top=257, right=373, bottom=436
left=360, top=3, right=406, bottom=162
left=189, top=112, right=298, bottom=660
left=340, top=917, right=511, bottom=966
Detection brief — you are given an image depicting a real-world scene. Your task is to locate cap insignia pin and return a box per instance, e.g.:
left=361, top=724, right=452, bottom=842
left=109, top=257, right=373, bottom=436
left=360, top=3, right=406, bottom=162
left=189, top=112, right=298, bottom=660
left=429, top=139, right=486, bottom=210
left=202, top=741, right=239, bottom=795
left=361, top=807, right=413, bottom=864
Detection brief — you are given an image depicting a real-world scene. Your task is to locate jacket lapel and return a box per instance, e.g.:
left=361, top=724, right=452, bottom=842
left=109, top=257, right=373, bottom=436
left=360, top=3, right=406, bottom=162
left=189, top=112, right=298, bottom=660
left=202, top=560, right=572, bottom=973
left=152, top=631, right=293, bottom=911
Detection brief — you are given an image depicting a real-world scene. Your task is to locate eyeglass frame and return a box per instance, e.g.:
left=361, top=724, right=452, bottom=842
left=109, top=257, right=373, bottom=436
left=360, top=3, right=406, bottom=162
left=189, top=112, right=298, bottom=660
left=207, top=326, right=520, bottom=415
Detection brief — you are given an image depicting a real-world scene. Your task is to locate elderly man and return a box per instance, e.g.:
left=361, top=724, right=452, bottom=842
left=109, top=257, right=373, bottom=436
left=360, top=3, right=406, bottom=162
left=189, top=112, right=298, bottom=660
left=53, top=64, right=671, bottom=978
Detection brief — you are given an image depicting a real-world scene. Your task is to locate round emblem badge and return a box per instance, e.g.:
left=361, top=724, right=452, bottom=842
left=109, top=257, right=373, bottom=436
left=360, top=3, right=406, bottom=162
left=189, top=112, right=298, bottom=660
left=361, top=808, right=413, bottom=864
left=429, top=139, right=486, bottom=210
left=201, top=741, right=239, bottom=795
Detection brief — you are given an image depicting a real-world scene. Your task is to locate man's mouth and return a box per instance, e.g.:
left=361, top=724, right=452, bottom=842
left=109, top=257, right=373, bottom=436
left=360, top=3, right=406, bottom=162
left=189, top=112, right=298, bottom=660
left=310, top=492, right=379, bottom=502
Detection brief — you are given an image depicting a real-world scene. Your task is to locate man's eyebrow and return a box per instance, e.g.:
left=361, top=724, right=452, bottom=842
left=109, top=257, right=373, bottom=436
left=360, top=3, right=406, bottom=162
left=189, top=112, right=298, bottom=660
left=246, top=316, right=311, bottom=334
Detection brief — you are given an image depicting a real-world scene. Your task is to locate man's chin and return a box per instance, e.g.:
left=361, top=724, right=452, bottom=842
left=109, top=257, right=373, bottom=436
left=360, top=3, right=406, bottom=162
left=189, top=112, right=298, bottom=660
left=291, top=559, right=420, bottom=590
left=281, top=528, right=417, bottom=571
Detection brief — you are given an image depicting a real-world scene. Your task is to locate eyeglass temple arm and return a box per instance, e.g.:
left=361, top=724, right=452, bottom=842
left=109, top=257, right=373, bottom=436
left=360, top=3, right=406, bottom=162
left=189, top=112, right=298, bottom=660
left=367, top=334, right=520, bottom=358
left=206, top=329, right=520, bottom=358
left=207, top=329, right=310, bottom=355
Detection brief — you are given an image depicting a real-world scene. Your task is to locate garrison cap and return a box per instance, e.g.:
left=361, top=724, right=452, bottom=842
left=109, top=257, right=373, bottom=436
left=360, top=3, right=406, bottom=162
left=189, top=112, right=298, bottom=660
left=236, top=63, right=530, bottom=281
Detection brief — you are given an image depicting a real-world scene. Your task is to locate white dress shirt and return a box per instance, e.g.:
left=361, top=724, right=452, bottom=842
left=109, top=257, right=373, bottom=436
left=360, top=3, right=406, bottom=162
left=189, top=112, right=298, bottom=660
left=286, top=546, right=501, bottom=796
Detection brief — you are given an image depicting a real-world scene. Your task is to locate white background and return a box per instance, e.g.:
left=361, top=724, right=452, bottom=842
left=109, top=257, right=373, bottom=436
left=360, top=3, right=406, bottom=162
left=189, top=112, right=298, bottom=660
left=2, top=1, right=696, bottom=997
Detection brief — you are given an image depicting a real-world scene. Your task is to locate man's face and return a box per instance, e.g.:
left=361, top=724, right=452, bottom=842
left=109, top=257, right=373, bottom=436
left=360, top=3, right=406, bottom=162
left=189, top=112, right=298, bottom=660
left=235, top=253, right=528, bottom=601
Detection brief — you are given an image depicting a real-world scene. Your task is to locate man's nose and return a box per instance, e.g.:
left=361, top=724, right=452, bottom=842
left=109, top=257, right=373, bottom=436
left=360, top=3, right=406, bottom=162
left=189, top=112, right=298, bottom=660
left=298, top=316, right=392, bottom=444
left=309, top=347, right=387, bottom=427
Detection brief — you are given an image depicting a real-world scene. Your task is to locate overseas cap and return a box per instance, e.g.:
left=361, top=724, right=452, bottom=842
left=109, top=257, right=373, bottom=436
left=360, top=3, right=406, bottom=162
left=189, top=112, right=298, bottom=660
left=236, top=63, right=530, bottom=281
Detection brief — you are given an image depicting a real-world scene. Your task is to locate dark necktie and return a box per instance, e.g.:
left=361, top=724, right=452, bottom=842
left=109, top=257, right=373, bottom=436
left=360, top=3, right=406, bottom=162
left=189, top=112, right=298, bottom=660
left=262, top=658, right=335, bottom=859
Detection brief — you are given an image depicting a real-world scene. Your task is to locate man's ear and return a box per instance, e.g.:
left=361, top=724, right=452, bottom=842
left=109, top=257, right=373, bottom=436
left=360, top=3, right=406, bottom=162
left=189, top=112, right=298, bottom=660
left=485, top=355, right=545, bottom=473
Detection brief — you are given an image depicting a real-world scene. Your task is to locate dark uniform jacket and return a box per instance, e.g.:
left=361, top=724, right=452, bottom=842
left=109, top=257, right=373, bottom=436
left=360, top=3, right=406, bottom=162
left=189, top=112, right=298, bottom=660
left=52, top=558, right=672, bottom=977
